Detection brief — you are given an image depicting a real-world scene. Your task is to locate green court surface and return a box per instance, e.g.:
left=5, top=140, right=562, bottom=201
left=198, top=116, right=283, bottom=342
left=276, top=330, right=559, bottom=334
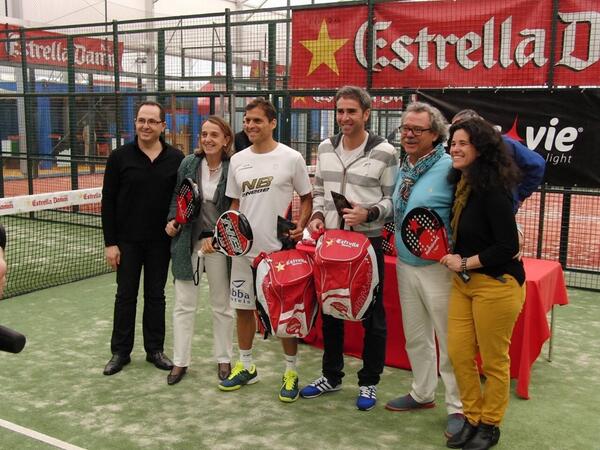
left=0, top=273, right=598, bottom=449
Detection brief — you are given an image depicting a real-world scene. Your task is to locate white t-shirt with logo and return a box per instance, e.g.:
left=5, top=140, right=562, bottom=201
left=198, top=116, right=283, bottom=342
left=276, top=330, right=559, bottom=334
left=226, top=143, right=312, bottom=258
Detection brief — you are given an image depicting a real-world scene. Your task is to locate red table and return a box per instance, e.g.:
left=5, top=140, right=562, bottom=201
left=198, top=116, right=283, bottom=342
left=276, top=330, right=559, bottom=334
left=300, top=244, right=569, bottom=400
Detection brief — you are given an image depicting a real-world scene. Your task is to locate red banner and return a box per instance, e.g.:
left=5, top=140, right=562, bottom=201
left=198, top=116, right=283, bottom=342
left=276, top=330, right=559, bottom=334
left=291, top=94, right=403, bottom=110
left=0, top=25, right=122, bottom=72
left=553, top=0, right=600, bottom=86
left=291, top=5, right=367, bottom=88
left=291, top=0, right=600, bottom=89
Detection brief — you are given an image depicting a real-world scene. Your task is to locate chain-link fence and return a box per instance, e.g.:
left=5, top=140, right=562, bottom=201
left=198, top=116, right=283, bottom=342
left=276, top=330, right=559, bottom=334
left=1, top=0, right=599, bottom=292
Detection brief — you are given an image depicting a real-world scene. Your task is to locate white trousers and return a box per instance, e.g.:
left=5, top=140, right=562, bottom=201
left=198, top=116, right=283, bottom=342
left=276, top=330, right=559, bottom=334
left=173, top=241, right=234, bottom=367
left=396, top=260, right=462, bottom=414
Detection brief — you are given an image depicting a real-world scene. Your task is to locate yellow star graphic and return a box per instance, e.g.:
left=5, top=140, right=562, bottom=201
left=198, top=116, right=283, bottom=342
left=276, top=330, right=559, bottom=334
left=276, top=262, right=286, bottom=272
left=300, top=20, right=348, bottom=76
left=326, top=239, right=334, bottom=247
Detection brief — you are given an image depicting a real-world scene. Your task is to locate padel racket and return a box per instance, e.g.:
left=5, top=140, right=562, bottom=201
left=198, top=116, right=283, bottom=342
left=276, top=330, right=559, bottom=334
left=175, top=178, right=200, bottom=227
left=198, top=210, right=253, bottom=257
left=400, top=207, right=470, bottom=282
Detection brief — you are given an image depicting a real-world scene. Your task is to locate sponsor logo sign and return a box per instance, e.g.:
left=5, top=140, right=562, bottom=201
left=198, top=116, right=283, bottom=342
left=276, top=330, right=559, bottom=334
left=1, top=24, right=123, bottom=72
left=419, top=89, right=600, bottom=188
left=291, top=0, right=600, bottom=88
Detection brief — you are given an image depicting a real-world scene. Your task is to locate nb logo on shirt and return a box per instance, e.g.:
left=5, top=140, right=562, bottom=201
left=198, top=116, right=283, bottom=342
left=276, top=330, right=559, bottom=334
left=241, top=176, right=273, bottom=196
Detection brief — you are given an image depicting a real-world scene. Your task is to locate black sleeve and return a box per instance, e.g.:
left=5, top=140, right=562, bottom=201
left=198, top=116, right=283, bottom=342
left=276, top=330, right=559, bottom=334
left=478, top=190, right=520, bottom=267
left=0, top=224, right=6, bottom=250
left=101, top=151, right=120, bottom=246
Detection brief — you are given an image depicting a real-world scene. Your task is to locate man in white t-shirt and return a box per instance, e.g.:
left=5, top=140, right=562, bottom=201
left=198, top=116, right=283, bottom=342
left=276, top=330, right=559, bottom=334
left=219, top=98, right=313, bottom=403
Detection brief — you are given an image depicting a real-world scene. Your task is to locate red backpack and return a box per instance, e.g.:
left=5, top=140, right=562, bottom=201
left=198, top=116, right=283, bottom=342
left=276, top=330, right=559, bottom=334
left=254, top=248, right=318, bottom=338
left=313, top=229, right=380, bottom=321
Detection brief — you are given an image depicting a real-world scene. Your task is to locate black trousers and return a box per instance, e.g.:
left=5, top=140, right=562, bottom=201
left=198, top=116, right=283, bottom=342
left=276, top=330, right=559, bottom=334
left=322, top=236, right=387, bottom=387
left=110, top=239, right=171, bottom=356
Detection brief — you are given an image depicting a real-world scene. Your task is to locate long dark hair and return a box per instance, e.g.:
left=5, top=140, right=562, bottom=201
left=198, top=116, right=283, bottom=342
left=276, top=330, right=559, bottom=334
left=447, top=118, right=521, bottom=192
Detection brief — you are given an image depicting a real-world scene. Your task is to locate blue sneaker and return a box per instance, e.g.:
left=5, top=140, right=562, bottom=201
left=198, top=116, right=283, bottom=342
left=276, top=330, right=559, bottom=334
left=356, top=385, right=377, bottom=411
left=300, top=376, right=342, bottom=399
left=279, top=370, right=299, bottom=403
left=218, top=361, right=258, bottom=391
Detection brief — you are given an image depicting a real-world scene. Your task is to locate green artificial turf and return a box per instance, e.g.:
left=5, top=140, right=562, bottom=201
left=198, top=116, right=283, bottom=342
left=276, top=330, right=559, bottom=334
left=0, top=273, right=598, bottom=449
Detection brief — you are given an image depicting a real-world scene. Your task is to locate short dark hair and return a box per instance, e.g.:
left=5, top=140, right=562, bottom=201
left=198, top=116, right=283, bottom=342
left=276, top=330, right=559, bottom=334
left=334, top=85, right=371, bottom=112
left=448, top=118, right=520, bottom=191
left=452, top=109, right=483, bottom=124
left=245, top=97, right=277, bottom=122
left=135, top=101, right=165, bottom=122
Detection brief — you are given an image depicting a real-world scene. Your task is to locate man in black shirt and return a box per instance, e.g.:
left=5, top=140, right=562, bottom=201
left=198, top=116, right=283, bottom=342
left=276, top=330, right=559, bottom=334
left=234, top=126, right=251, bottom=152
left=101, top=101, right=184, bottom=376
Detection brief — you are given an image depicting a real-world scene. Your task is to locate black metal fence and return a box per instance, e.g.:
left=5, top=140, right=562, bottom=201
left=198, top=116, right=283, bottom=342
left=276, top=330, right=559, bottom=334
left=1, top=0, right=599, bottom=292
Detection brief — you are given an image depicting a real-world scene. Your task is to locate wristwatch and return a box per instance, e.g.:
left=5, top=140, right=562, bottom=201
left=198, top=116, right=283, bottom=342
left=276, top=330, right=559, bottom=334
left=366, top=207, right=379, bottom=223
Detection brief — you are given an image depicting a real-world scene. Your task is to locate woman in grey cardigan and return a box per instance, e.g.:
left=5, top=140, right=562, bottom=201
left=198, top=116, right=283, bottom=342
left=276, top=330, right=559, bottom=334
left=165, top=116, right=234, bottom=385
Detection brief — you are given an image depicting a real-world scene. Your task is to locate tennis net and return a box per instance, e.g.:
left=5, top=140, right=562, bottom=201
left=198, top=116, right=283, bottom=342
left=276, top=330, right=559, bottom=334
left=0, top=188, right=110, bottom=298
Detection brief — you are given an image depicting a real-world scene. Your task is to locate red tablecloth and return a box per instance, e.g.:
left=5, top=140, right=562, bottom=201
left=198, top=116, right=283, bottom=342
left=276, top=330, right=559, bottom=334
left=300, top=244, right=569, bottom=400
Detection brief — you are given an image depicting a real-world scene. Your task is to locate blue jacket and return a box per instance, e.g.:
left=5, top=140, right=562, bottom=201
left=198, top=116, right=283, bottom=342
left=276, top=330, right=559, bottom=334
left=393, top=153, right=454, bottom=266
left=503, top=136, right=545, bottom=212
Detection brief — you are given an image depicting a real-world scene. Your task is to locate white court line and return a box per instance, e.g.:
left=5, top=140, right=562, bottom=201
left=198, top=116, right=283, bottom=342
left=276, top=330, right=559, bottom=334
left=0, top=418, right=86, bottom=450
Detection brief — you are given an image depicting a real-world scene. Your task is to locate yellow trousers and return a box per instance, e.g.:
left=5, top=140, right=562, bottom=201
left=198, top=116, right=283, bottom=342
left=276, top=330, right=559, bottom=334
left=447, top=272, right=525, bottom=426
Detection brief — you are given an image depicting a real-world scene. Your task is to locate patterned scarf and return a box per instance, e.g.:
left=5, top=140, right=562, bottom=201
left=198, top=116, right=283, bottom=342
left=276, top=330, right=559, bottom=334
left=450, top=175, right=471, bottom=244
left=394, top=143, right=446, bottom=230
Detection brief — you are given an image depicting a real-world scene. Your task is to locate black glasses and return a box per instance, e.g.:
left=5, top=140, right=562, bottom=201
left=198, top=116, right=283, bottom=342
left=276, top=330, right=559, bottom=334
left=135, top=118, right=163, bottom=126
left=399, top=126, right=432, bottom=136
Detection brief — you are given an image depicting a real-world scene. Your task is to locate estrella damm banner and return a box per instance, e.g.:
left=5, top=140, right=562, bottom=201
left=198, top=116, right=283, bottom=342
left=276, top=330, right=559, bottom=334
left=291, top=0, right=600, bottom=89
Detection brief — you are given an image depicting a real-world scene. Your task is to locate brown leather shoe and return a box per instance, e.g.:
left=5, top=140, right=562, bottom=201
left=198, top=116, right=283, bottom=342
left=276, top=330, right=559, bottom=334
left=167, top=366, right=187, bottom=385
left=218, top=362, right=231, bottom=380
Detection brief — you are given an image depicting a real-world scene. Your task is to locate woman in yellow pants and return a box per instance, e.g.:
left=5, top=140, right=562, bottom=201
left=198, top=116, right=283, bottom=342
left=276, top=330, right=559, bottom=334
left=441, top=118, right=525, bottom=450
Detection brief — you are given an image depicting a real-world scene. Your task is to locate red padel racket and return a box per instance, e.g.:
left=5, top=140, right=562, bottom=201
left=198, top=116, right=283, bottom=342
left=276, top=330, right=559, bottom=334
left=400, top=207, right=470, bottom=282
left=175, top=178, right=200, bottom=227
left=199, top=210, right=253, bottom=257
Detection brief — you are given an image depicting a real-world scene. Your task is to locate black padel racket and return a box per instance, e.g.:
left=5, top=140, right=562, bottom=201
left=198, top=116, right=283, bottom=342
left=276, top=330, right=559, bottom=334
left=175, top=178, right=200, bottom=227
left=400, top=207, right=470, bottom=282
left=199, top=210, right=253, bottom=257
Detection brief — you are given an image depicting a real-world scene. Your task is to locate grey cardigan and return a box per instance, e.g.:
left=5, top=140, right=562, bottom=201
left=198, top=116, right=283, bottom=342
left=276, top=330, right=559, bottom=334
left=168, top=153, right=231, bottom=280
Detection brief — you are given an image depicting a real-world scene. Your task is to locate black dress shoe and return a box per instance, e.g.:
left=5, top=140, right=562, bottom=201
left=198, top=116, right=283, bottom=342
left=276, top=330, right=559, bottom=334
left=464, top=423, right=500, bottom=450
left=167, top=366, right=187, bottom=385
left=146, top=351, right=174, bottom=370
left=447, top=420, right=478, bottom=448
left=103, top=354, right=131, bottom=376
left=218, top=362, right=231, bottom=381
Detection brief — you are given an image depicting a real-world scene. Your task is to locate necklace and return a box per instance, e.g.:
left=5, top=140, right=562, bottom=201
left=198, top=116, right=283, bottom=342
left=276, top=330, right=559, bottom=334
left=208, top=162, right=222, bottom=173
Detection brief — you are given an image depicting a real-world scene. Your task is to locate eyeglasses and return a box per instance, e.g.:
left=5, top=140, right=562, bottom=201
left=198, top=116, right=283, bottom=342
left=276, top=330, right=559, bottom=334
left=135, top=118, right=163, bottom=126
left=399, top=126, right=432, bottom=136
